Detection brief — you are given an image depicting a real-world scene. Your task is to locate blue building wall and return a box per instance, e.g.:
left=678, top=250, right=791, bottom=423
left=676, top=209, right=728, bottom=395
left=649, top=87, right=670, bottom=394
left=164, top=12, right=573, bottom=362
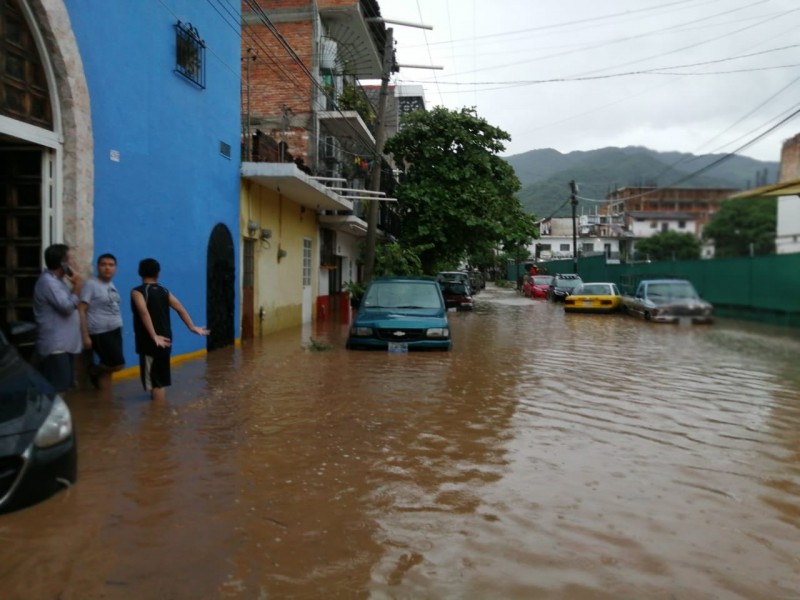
left=65, top=0, right=241, bottom=365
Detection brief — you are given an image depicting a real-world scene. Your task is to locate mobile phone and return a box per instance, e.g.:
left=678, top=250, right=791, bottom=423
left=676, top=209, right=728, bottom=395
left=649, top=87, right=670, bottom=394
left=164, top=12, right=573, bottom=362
left=61, top=262, right=74, bottom=277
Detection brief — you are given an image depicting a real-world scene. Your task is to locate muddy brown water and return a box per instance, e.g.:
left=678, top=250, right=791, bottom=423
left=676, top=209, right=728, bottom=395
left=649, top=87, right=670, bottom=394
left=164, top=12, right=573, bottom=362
left=2, top=284, right=799, bottom=599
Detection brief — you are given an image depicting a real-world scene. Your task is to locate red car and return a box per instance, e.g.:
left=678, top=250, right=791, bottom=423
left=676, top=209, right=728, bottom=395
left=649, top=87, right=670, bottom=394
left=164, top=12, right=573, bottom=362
left=440, top=281, right=474, bottom=311
left=523, top=275, right=554, bottom=298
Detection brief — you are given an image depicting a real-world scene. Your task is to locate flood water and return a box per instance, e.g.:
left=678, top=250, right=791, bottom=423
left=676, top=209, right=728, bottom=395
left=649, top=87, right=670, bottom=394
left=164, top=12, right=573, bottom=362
left=2, top=284, right=799, bottom=599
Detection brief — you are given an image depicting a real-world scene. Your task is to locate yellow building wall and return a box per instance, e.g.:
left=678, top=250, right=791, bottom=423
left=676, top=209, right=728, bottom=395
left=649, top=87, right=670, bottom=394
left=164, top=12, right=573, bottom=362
left=240, top=179, right=318, bottom=335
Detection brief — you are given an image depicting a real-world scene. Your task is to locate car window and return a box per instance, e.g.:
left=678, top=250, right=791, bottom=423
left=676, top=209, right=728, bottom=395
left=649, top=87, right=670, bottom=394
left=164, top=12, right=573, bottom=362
left=363, top=282, right=443, bottom=309
left=577, top=284, right=610, bottom=295
left=533, top=276, right=553, bottom=285
left=556, top=277, right=583, bottom=289
left=648, top=282, right=699, bottom=300
left=442, top=282, right=468, bottom=295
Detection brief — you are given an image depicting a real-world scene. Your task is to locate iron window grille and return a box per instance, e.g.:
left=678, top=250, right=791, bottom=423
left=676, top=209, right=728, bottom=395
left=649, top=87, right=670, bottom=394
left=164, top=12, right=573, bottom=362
left=175, top=21, right=205, bottom=88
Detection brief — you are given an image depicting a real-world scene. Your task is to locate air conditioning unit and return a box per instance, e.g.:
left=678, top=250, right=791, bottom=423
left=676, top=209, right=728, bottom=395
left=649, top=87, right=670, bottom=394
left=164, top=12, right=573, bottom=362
left=323, top=136, right=338, bottom=160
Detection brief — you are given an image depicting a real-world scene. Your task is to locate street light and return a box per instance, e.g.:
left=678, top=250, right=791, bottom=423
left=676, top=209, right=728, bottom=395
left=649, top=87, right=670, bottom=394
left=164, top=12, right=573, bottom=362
left=362, top=18, right=442, bottom=282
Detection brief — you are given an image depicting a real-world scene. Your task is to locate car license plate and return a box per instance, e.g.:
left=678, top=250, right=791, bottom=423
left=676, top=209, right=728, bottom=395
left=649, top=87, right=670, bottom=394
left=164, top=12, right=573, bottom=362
left=583, top=301, right=593, bottom=306
left=388, top=342, right=408, bottom=353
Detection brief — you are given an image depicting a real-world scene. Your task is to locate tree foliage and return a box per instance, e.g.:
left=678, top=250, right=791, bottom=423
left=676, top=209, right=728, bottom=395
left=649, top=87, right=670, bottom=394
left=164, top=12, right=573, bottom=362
left=374, top=241, right=431, bottom=276
left=635, top=230, right=702, bottom=261
left=703, top=197, right=776, bottom=257
left=384, top=106, right=537, bottom=273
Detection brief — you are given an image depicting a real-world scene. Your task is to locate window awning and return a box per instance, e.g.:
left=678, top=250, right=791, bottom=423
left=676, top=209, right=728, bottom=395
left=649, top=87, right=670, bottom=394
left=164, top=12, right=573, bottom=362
left=241, top=162, right=353, bottom=212
left=729, top=179, right=800, bottom=199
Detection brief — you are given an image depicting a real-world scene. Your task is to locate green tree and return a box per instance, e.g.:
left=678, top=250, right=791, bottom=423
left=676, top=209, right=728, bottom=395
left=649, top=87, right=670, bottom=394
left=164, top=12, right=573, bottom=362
left=384, top=107, right=536, bottom=273
left=374, top=241, right=431, bottom=276
left=635, top=230, right=702, bottom=261
left=703, top=197, right=776, bottom=257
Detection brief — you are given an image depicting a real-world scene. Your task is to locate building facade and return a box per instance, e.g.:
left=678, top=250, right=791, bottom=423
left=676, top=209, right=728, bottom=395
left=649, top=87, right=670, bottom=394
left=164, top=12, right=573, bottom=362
left=731, top=133, right=800, bottom=255
left=239, top=0, right=399, bottom=337
left=1, top=0, right=242, bottom=365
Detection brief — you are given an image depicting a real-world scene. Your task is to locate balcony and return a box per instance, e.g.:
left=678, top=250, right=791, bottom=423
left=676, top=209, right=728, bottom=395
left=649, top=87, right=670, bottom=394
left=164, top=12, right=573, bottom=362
left=318, top=0, right=386, bottom=78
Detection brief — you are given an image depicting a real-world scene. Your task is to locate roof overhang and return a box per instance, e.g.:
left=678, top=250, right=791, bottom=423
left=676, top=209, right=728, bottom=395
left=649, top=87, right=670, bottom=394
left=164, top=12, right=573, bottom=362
left=318, top=213, right=389, bottom=240
left=318, top=110, right=375, bottom=148
left=730, top=179, right=800, bottom=199
left=241, top=162, right=353, bottom=212
left=319, top=4, right=383, bottom=78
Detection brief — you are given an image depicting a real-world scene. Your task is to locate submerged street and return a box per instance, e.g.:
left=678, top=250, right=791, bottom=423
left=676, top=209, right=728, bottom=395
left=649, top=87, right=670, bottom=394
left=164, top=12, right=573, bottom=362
left=3, top=283, right=799, bottom=599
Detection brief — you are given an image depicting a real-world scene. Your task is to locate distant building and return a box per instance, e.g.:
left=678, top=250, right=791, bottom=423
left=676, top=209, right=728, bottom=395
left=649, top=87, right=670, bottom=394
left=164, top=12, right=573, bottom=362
left=530, top=185, right=738, bottom=263
left=729, top=133, right=800, bottom=255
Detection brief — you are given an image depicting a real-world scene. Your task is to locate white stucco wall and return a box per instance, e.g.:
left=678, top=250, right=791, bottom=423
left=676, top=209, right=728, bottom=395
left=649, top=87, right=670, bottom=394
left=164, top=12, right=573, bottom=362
left=776, top=195, right=800, bottom=254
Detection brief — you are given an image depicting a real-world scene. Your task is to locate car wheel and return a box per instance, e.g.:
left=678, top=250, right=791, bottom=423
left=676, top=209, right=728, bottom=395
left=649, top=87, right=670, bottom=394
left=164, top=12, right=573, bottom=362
left=644, top=311, right=652, bottom=321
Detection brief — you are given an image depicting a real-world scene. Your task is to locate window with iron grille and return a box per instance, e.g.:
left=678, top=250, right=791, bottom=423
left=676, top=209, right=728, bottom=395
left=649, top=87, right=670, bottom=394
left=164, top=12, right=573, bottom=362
left=175, top=21, right=205, bottom=88
left=302, top=238, right=312, bottom=286
left=320, top=229, right=336, bottom=268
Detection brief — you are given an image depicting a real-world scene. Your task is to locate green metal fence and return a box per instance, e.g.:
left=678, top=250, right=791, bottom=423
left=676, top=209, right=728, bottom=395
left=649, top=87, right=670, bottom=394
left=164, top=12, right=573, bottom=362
left=509, top=253, right=800, bottom=328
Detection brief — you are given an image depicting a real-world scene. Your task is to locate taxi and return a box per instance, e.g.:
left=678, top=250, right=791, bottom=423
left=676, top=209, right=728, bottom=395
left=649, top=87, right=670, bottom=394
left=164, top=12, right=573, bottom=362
left=564, top=282, right=622, bottom=313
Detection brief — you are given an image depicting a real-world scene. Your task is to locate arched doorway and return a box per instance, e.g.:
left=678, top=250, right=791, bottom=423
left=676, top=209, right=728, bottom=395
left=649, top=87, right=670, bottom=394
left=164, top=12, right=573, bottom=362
left=1, top=0, right=93, bottom=328
left=206, top=223, right=235, bottom=351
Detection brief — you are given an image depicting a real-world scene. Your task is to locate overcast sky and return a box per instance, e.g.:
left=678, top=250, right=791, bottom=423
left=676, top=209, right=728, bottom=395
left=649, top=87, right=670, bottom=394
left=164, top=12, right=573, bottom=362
left=373, top=0, right=800, bottom=163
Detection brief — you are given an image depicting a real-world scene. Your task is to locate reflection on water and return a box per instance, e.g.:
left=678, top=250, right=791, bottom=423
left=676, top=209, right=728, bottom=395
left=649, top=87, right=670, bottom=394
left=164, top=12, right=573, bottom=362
left=1, top=285, right=799, bottom=598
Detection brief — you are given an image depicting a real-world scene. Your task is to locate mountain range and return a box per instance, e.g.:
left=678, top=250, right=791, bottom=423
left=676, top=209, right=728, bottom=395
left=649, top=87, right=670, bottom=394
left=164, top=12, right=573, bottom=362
left=503, top=146, right=779, bottom=219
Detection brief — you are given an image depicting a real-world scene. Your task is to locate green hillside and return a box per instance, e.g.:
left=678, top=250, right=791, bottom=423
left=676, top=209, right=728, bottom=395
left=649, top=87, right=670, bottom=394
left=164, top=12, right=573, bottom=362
left=505, top=146, right=778, bottom=219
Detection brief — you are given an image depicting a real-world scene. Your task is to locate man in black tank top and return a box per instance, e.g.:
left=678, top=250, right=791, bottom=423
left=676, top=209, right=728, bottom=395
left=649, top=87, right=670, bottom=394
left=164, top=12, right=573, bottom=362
left=131, top=258, right=209, bottom=400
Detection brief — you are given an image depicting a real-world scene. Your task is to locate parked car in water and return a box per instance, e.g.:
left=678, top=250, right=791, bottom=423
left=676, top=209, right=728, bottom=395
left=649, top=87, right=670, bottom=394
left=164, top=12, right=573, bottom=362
left=346, top=276, right=452, bottom=351
left=564, top=282, right=623, bottom=313
left=468, top=271, right=485, bottom=293
left=546, top=273, right=584, bottom=302
left=437, top=271, right=473, bottom=293
left=0, top=327, right=77, bottom=514
left=621, top=279, right=714, bottom=324
left=523, top=274, right=554, bottom=299
left=440, top=280, right=474, bottom=311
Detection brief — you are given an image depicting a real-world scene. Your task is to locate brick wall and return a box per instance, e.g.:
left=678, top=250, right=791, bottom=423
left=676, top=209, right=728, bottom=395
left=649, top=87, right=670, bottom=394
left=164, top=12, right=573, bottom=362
left=779, top=133, right=800, bottom=182
left=243, top=5, right=317, bottom=161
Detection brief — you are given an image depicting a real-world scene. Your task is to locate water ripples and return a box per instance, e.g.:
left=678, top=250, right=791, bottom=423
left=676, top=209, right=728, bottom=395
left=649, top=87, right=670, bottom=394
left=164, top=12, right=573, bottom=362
left=1, top=285, right=798, bottom=599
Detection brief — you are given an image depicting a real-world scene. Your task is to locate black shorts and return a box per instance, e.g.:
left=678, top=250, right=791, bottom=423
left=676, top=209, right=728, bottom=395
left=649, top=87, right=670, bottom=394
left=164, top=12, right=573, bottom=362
left=39, top=353, right=75, bottom=393
left=89, top=327, right=125, bottom=368
left=139, top=353, right=171, bottom=390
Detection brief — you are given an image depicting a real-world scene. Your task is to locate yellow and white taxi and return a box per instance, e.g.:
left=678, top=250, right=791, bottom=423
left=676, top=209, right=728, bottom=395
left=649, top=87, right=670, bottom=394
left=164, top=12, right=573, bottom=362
left=564, top=282, right=622, bottom=313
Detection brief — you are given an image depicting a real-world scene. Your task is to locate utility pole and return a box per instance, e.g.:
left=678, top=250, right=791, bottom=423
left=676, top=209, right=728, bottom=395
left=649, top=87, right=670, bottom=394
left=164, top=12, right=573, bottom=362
left=360, top=17, right=439, bottom=282
left=363, top=28, right=395, bottom=282
left=570, top=180, right=579, bottom=274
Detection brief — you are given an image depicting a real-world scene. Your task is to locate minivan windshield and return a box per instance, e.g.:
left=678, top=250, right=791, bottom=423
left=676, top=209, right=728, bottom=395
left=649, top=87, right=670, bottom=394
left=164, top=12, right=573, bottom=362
left=363, top=281, right=443, bottom=309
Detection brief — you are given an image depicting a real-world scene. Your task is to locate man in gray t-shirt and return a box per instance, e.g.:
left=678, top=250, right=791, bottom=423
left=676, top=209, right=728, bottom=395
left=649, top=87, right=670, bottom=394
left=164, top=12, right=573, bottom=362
left=79, top=253, right=125, bottom=389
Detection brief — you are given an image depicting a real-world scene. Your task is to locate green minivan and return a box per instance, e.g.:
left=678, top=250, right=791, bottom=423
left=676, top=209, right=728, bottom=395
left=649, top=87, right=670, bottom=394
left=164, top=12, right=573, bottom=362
left=346, top=277, right=452, bottom=351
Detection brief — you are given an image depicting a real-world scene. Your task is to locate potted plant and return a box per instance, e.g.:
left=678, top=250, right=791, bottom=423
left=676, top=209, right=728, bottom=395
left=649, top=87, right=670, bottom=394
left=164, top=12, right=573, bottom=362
left=343, top=280, right=366, bottom=309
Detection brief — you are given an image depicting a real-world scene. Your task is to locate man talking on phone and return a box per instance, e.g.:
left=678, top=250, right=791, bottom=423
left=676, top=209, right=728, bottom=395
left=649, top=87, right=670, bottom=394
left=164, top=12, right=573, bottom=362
left=33, top=243, right=84, bottom=392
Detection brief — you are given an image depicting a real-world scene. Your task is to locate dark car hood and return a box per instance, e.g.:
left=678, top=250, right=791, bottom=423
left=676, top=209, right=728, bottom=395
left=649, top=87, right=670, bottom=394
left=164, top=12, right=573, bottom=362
left=0, top=345, right=54, bottom=449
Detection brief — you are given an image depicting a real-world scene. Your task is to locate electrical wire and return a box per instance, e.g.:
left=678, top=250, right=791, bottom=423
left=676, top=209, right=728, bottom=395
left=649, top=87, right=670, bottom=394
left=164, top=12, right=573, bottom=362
left=210, top=0, right=390, bottom=164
